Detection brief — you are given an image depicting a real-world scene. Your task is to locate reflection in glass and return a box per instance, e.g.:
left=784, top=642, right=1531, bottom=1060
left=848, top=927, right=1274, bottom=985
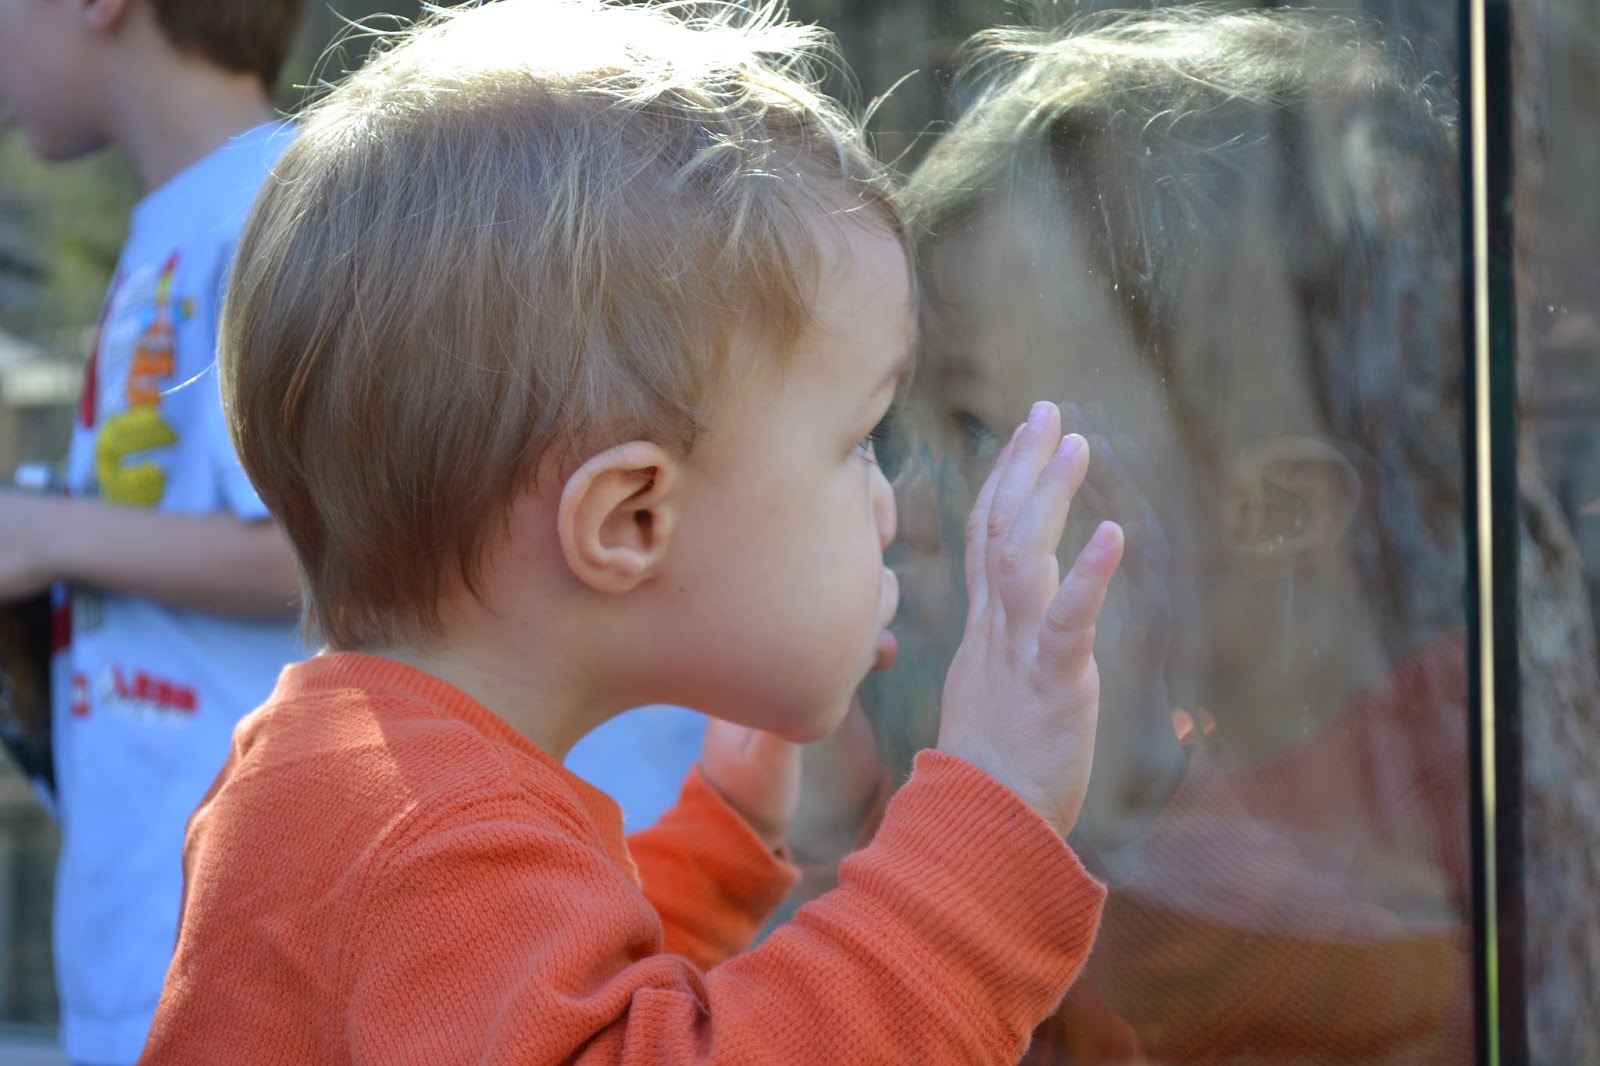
left=1512, top=0, right=1600, bottom=1059
left=866, top=9, right=1473, bottom=1061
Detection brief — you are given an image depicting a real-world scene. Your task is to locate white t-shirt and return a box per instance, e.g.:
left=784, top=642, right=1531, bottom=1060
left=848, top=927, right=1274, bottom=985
left=52, top=122, right=305, bottom=1065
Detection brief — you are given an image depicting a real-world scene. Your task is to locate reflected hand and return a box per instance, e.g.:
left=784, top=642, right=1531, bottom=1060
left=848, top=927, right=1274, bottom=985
left=790, top=697, right=884, bottom=866
left=1066, top=405, right=1194, bottom=862
left=699, top=718, right=800, bottom=852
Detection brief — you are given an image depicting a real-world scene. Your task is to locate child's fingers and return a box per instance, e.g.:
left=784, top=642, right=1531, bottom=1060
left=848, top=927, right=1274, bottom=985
left=994, top=433, right=1090, bottom=621
left=1040, top=521, right=1125, bottom=668
left=963, top=433, right=1016, bottom=607
left=985, top=402, right=1061, bottom=553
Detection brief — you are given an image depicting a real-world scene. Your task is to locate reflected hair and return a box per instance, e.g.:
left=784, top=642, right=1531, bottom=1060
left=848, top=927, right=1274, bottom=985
left=903, top=9, right=1463, bottom=654
left=225, top=0, right=900, bottom=650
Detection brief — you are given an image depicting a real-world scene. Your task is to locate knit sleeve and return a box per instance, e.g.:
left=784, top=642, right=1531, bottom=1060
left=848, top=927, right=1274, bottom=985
left=340, top=751, right=1105, bottom=1064
left=627, top=765, right=799, bottom=968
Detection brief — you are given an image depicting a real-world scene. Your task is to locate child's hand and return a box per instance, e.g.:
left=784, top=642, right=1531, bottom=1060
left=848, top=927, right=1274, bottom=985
left=700, top=720, right=800, bottom=852
left=936, top=401, right=1124, bottom=838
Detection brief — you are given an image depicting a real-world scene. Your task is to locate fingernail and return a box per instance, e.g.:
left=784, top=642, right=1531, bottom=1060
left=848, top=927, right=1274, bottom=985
left=1093, top=521, right=1121, bottom=553
left=1010, top=422, right=1026, bottom=444
left=1056, top=433, right=1083, bottom=459
left=1028, top=401, right=1052, bottom=428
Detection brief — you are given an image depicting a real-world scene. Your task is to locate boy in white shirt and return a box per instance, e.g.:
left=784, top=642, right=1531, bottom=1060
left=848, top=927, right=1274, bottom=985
left=0, top=1, right=306, bottom=1060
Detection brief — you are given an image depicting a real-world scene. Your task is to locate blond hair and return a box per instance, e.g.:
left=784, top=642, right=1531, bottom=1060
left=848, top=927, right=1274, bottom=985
left=224, top=0, right=898, bottom=649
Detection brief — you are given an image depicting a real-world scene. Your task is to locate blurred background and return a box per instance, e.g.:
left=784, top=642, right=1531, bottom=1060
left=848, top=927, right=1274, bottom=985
left=0, top=0, right=1594, bottom=1061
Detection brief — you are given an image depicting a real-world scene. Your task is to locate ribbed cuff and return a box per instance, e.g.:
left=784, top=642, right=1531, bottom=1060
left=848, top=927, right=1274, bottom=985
left=880, top=751, right=1106, bottom=967
left=833, top=746, right=1106, bottom=1054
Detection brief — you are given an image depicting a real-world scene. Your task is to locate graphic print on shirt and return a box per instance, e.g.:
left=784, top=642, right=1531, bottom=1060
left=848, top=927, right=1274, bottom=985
left=97, top=664, right=200, bottom=721
left=70, top=251, right=199, bottom=721
left=90, top=252, right=188, bottom=509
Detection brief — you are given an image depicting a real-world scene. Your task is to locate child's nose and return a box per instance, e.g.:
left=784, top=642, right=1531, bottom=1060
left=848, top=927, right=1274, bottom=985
left=872, top=464, right=897, bottom=549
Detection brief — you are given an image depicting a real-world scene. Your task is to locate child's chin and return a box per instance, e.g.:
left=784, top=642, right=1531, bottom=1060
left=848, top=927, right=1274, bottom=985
left=777, top=714, right=842, bottom=745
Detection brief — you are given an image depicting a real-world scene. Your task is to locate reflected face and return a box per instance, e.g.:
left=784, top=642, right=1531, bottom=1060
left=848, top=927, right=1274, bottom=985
left=911, top=192, right=1192, bottom=534
left=0, top=0, right=107, bottom=161
left=896, top=187, right=1386, bottom=773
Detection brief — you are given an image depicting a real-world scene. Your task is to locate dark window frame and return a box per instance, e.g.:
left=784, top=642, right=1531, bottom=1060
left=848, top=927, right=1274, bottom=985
left=1459, top=0, right=1527, bottom=1061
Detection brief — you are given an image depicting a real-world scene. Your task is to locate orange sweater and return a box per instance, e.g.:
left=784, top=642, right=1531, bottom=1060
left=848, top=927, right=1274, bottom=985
left=141, top=654, right=1106, bottom=1064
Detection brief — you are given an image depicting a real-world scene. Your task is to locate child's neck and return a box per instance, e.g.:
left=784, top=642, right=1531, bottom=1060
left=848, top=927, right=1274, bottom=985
left=371, top=628, right=621, bottom=763
left=102, top=36, right=278, bottom=192
left=363, top=513, right=665, bottom=762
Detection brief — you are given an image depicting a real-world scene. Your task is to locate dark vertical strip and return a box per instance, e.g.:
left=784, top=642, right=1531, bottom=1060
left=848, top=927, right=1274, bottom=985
left=1459, top=0, right=1527, bottom=1062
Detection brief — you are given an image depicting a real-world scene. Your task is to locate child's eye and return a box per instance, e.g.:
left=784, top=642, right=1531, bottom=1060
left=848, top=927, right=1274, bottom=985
left=952, top=409, right=1003, bottom=461
left=857, top=412, right=894, bottom=462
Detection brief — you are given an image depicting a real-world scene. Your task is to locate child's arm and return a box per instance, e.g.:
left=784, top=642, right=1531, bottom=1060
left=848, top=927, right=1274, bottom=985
left=0, top=491, right=299, bottom=618
left=301, top=748, right=1105, bottom=1065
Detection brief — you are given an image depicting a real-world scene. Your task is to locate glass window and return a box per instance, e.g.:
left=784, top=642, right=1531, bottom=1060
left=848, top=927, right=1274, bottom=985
left=855, top=3, right=1478, bottom=1061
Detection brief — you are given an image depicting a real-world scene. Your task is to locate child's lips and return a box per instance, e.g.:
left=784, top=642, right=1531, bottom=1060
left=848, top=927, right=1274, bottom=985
left=872, top=628, right=899, bottom=671
left=872, top=568, right=899, bottom=670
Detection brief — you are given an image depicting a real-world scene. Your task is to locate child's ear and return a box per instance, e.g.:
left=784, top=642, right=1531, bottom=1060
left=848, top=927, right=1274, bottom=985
left=557, top=442, right=680, bottom=595
left=1221, top=436, right=1361, bottom=573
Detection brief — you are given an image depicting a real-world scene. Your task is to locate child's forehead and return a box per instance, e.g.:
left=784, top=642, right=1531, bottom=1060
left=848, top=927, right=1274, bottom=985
left=813, top=206, right=915, bottom=295
left=809, top=220, right=916, bottom=346
left=718, top=230, right=913, bottom=411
